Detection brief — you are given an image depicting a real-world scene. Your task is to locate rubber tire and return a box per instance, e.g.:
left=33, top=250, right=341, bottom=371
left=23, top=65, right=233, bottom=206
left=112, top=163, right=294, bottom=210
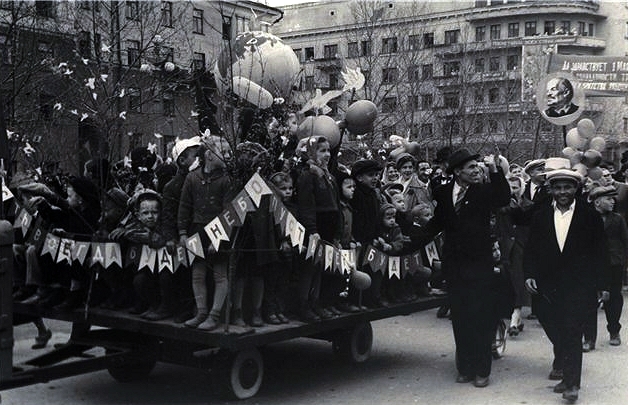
left=214, top=348, right=264, bottom=400
left=492, top=319, right=507, bottom=359
left=333, top=321, right=373, bottom=363
left=105, top=348, right=157, bottom=382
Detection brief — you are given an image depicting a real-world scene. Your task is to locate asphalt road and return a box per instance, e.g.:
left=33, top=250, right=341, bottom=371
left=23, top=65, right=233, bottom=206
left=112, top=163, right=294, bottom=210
left=2, top=297, right=628, bottom=405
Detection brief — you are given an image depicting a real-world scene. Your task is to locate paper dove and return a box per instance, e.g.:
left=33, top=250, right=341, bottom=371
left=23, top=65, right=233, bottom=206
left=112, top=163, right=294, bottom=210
left=341, top=67, right=365, bottom=92
left=100, top=74, right=108, bottom=82
left=92, top=92, right=98, bottom=100
left=190, top=110, right=199, bottom=117
left=81, top=113, right=89, bottom=121
left=101, top=43, right=111, bottom=53
left=119, top=111, right=127, bottom=120
left=123, top=156, right=132, bottom=168
left=82, top=58, right=89, bottom=65
left=63, top=69, right=73, bottom=75
left=154, top=133, right=163, bottom=139
left=53, top=103, right=62, bottom=110
left=147, top=142, right=157, bottom=153
left=58, top=62, right=68, bottom=69
left=6, top=130, right=14, bottom=139
left=85, top=77, right=96, bottom=89
left=70, top=109, right=78, bottom=115
left=118, top=88, right=125, bottom=98
left=23, top=142, right=36, bottom=156
left=299, top=88, right=343, bottom=114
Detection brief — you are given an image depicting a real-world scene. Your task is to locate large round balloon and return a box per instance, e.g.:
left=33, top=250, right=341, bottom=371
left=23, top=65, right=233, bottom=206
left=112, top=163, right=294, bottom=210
left=582, top=149, right=602, bottom=168
left=345, top=100, right=378, bottom=135
left=565, top=128, right=586, bottom=150
left=577, top=118, right=596, bottom=139
left=214, top=31, right=300, bottom=100
left=297, top=115, right=341, bottom=148
left=589, top=136, right=606, bottom=152
left=588, top=166, right=603, bottom=181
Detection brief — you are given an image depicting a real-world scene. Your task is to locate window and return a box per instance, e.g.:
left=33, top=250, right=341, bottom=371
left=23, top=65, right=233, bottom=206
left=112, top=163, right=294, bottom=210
left=420, top=123, right=433, bottom=137
left=163, top=92, right=175, bottom=116
left=193, top=8, right=203, bottom=34
left=525, top=21, right=537, bottom=36
left=443, top=119, right=460, bottom=136
left=475, top=58, right=484, bottom=73
left=293, top=48, right=303, bottom=62
left=408, top=34, right=421, bottom=50
left=236, top=16, right=249, bottom=33
left=127, top=40, right=139, bottom=66
left=329, top=73, right=338, bottom=89
left=161, top=1, right=173, bottom=27
left=474, top=120, right=483, bottom=134
left=78, top=31, right=91, bottom=58
left=382, top=67, right=398, bottom=84
left=544, top=21, right=555, bottom=35
left=489, top=88, right=499, bottom=103
left=39, top=92, right=54, bottom=121
left=489, top=56, right=500, bottom=71
left=408, top=65, right=420, bottom=81
left=476, top=26, right=486, bottom=42
left=193, top=52, right=205, bottom=71
left=578, top=22, right=586, bottom=36
left=508, top=22, right=519, bottom=38
left=422, top=64, right=433, bottom=80
left=382, top=37, right=398, bottom=53
left=507, top=84, right=519, bottom=102
left=423, top=32, right=434, bottom=48
left=128, top=87, right=141, bottom=112
left=410, top=95, right=420, bottom=111
left=589, top=24, right=594, bottom=37
left=507, top=54, right=519, bottom=70
left=361, top=40, right=371, bottom=56
left=561, top=20, right=571, bottom=34
left=38, top=41, right=54, bottom=59
left=444, top=30, right=460, bottom=45
left=0, top=35, right=11, bottom=64
left=304, top=75, right=314, bottom=90
left=490, top=24, right=501, bottom=40
left=443, top=61, right=460, bottom=77
left=474, top=89, right=483, bottom=104
left=305, top=47, right=314, bottom=60
left=381, top=97, right=397, bottom=113
left=421, top=94, right=433, bottom=110
left=323, top=44, right=338, bottom=59
left=126, top=1, right=139, bottom=21
left=35, top=1, right=54, bottom=18
left=347, top=42, right=358, bottom=58
left=443, top=92, right=459, bottom=108
left=488, top=119, right=498, bottom=133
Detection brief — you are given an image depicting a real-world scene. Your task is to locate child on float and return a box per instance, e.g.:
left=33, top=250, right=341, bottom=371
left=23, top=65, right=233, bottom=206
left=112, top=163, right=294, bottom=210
left=109, top=189, right=167, bottom=317
left=373, top=203, right=405, bottom=304
left=296, top=136, right=342, bottom=322
left=265, top=171, right=297, bottom=324
left=178, top=136, right=235, bottom=331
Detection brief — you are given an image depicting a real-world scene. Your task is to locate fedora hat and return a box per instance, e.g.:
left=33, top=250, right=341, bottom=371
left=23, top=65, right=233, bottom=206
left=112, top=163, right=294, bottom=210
left=446, top=149, right=480, bottom=174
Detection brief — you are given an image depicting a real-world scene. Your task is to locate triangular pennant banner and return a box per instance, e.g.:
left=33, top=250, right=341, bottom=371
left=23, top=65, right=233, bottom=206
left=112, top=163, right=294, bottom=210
left=204, top=217, right=230, bottom=252
left=221, top=205, right=243, bottom=228
left=185, top=233, right=205, bottom=259
left=401, top=255, right=411, bottom=278
left=139, top=245, right=157, bottom=272
left=305, top=233, right=320, bottom=260
left=56, top=238, right=74, bottom=265
left=285, top=213, right=305, bottom=250
left=90, top=242, right=106, bottom=267
left=324, top=244, right=334, bottom=272
left=373, top=250, right=388, bottom=274
left=388, top=256, right=400, bottom=279
left=157, top=247, right=173, bottom=273
left=341, top=249, right=354, bottom=275
left=2, top=182, right=14, bottom=202
left=19, top=209, right=33, bottom=237
left=26, top=218, right=46, bottom=252
left=125, top=245, right=141, bottom=270
left=244, top=172, right=273, bottom=207
left=333, top=248, right=342, bottom=274
left=105, top=243, right=122, bottom=269
left=175, top=245, right=188, bottom=270
left=41, top=233, right=60, bottom=258
left=72, top=241, right=91, bottom=265
left=362, top=245, right=377, bottom=269
left=314, top=242, right=324, bottom=265
left=424, top=240, right=439, bottom=266
left=274, top=203, right=289, bottom=233
left=232, top=189, right=255, bottom=224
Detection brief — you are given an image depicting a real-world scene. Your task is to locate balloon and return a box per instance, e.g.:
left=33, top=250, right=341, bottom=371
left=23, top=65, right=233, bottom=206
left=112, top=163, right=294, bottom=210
left=587, top=166, right=603, bottom=181
left=565, top=128, right=586, bottom=150
left=562, top=147, right=577, bottom=158
left=572, top=163, right=588, bottom=176
left=350, top=270, right=371, bottom=290
left=389, top=146, right=406, bottom=161
left=582, top=149, right=602, bottom=168
left=569, top=151, right=584, bottom=167
left=296, top=115, right=341, bottom=148
left=589, top=136, right=606, bottom=152
left=577, top=118, right=596, bottom=139
left=405, top=141, right=421, bottom=156
left=345, top=100, right=378, bottom=135
left=214, top=31, right=300, bottom=99
left=232, top=76, right=274, bottom=109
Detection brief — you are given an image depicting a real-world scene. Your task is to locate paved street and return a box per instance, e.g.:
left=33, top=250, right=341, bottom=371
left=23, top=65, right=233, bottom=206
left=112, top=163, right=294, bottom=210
left=2, top=296, right=627, bottom=405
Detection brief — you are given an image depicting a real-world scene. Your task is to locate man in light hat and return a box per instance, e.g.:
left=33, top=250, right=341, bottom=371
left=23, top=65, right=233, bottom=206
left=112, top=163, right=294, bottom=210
left=524, top=169, right=610, bottom=403
left=523, top=159, right=548, bottom=204
left=425, top=148, right=510, bottom=388
left=582, top=185, right=625, bottom=350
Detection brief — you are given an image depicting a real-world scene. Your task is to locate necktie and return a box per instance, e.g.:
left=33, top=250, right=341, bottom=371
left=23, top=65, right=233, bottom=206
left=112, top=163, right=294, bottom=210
left=454, top=186, right=467, bottom=215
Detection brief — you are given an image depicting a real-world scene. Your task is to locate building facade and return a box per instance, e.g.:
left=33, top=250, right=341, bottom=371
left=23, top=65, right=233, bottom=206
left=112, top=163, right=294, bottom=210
left=274, top=0, right=628, bottom=162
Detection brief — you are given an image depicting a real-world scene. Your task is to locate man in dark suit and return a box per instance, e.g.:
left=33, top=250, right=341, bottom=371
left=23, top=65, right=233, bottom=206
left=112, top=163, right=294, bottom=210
left=524, top=169, right=610, bottom=403
left=426, top=148, right=510, bottom=388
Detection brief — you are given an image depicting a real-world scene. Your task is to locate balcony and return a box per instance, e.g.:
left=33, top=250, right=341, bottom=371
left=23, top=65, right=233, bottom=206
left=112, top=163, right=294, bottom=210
left=434, top=43, right=464, bottom=58
left=467, top=1, right=602, bottom=22
left=464, top=102, right=524, bottom=114
left=315, top=56, right=342, bottom=71
left=467, top=34, right=606, bottom=52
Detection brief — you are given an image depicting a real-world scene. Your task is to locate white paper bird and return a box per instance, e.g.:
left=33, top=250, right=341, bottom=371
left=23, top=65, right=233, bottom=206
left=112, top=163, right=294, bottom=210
left=190, top=110, right=199, bottom=117
left=119, top=111, right=127, bottom=120
left=101, top=43, right=111, bottom=53
left=85, top=77, right=95, bottom=89
left=118, top=88, right=125, bottom=98
left=70, top=109, right=78, bottom=115
left=123, top=156, right=132, bottom=168
left=92, top=92, right=98, bottom=100
left=80, top=113, right=89, bottom=121
left=388, top=134, right=409, bottom=147
left=6, top=130, right=14, bottom=139
left=100, top=74, right=108, bottom=82
left=53, top=103, right=62, bottom=111
left=147, top=142, right=157, bottom=154
left=23, top=142, right=36, bottom=156
left=63, top=69, right=73, bottom=75
left=299, top=88, right=343, bottom=114
left=81, top=58, right=89, bottom=65
left=201, top=128, right=211, bottom=138
left=57, top=62, right=68, bottom=69
left=341, top=67, right=365, bottom=92
left=154, top=133, right=163, bottom=139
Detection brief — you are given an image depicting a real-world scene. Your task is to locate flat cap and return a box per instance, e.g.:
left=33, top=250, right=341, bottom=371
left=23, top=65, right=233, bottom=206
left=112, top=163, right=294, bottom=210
left=589, top=185, right=617, bottom=200
left=524, top=159, right=546, bottom=174
left=351, top=159, right=383, bottom=178
left=446, top=149, right=480, bottom=174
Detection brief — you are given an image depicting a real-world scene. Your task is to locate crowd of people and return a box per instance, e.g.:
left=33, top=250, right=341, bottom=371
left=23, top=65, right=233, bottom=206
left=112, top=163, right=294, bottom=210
left=4, top=129, right=627, bottom=403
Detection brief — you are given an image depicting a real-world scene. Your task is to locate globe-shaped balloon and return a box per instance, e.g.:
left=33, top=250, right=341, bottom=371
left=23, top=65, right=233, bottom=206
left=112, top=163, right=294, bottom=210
left=214, top=31, right=300, bottom=101
left=297, top=115, right=341, bottom=148
left=345, top=100, right=378, bottom=135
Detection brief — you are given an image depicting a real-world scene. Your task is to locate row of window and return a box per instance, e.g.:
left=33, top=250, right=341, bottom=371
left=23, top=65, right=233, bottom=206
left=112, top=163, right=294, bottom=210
left=475, top=20, right=594, bottom=41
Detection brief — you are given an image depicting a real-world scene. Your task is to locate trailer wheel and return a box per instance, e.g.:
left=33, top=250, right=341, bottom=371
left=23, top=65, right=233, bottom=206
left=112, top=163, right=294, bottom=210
left=105, top=348, right=157, bottom=382
left=333, top=321, right=373, bottom=363
left=214, top=348, right=264, bottom=400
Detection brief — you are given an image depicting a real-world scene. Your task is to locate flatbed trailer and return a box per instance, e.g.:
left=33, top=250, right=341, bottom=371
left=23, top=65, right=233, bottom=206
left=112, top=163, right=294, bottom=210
left=3, top=289, right=446, bottom=399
